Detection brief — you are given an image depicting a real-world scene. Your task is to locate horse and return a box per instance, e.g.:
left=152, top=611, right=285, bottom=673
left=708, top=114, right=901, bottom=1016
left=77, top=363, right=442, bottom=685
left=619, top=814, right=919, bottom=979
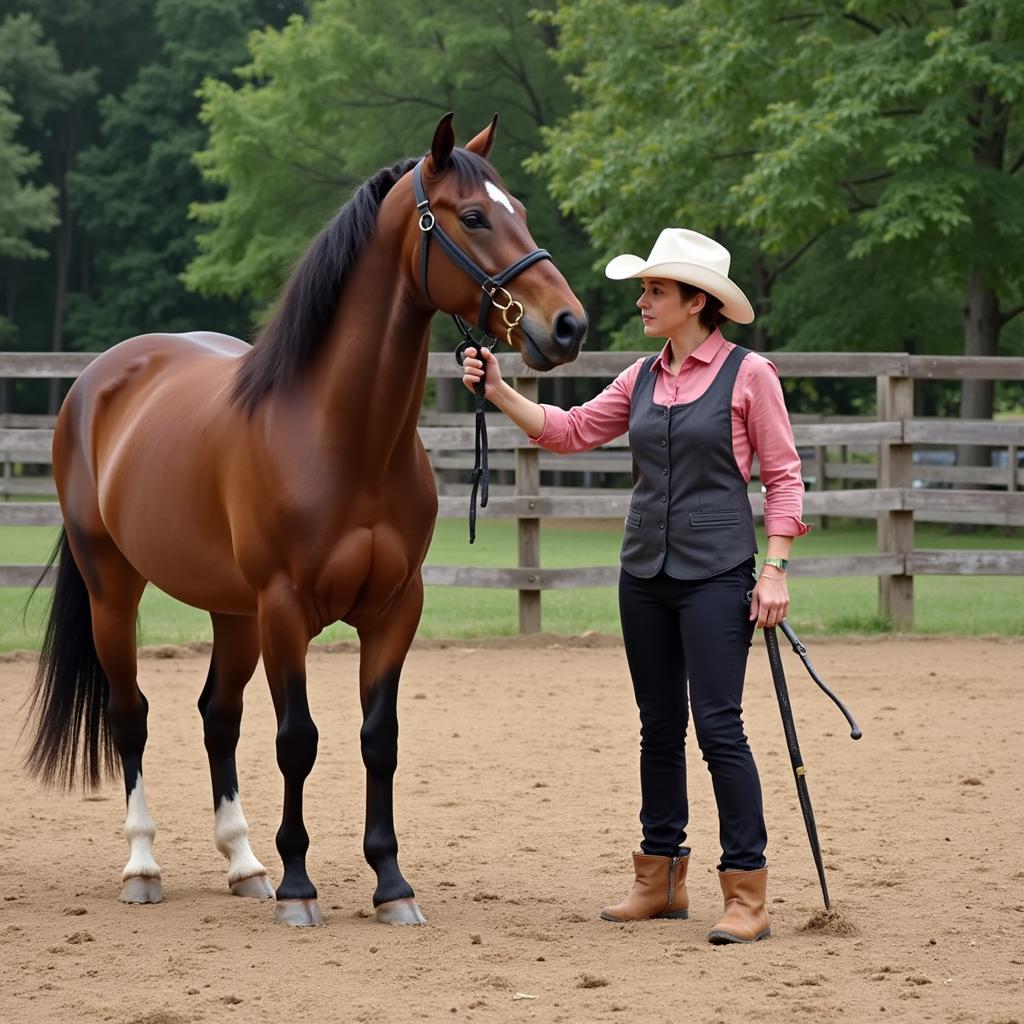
left=23, top=113, right=587, bottom=927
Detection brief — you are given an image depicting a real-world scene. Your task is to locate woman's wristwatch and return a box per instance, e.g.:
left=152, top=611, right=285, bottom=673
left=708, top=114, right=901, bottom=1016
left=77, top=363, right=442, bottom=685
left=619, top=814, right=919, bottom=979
left=762, top=557, right=789, bottom=573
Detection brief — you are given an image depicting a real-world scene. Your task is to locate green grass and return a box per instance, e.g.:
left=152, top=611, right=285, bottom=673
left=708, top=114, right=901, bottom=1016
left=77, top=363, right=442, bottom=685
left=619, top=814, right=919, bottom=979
left=0, top=518, right=1020, bottom=652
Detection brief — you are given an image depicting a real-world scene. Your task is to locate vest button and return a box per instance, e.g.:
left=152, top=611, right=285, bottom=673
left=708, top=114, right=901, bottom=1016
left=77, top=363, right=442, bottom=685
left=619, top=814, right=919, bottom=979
left=658, top=522, right=665, bottom=530
left=661, top=468, right=668, bottom=476
left=660, top=495, right=668, bottom=503
left=659, top=439, right=666, bottom=447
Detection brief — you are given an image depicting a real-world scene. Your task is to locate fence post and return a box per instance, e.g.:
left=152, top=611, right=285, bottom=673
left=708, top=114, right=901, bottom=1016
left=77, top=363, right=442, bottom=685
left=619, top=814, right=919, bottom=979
left=515, top=376, right=541, bottom=633
left=876, top=374, right=914, bottom=627
left=1009, top=444, right=1018, bottom=493
left=815, top=444, right=829, bottom=529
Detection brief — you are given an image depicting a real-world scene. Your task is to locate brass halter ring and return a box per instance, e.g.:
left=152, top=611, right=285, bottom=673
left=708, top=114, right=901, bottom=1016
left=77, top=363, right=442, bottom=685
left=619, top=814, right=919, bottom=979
left=486, top=284, right=525, bottom=344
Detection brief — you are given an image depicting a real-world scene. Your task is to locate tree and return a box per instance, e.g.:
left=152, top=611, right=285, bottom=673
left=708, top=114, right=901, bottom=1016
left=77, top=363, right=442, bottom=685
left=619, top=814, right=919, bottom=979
left=185, top=0, right=599, bottom=321
left=0, top=12, right=91, bottom=349
left=68, top=0, right=301, bottom=351
left=536, top=0, right=1024, bottom=425
left=729, top=0, right=1024, bottom=453
left=0, top=91, right=57, bottom=343
left=1, top=0, right=155, bottom=410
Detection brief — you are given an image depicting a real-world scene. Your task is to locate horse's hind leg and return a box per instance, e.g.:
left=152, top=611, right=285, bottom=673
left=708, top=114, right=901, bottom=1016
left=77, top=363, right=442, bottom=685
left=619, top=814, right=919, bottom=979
left=198, top=612, right=273, bottom=899
left=77, top=538, right=159, bottom=903
left=358, top=577, right=426, bottom=925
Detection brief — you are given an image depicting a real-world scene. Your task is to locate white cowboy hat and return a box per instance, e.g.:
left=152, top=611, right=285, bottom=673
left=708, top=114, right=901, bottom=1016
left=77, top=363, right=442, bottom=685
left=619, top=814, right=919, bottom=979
left=605, top=228, right=755, bottom=324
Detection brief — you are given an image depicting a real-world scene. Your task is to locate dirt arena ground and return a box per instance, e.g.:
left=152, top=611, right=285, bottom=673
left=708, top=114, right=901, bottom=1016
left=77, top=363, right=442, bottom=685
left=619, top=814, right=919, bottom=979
left=1, top=634, right=1022, bottom=1024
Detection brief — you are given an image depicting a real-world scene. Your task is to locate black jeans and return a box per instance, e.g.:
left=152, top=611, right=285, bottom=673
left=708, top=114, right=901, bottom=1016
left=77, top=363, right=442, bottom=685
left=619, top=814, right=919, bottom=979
left=618, top=558, right=767, bottom=871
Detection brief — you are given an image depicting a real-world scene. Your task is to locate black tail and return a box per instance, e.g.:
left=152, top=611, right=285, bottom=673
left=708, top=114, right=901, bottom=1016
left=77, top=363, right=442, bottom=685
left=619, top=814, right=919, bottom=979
left=23, top=529, right=115, bottom=789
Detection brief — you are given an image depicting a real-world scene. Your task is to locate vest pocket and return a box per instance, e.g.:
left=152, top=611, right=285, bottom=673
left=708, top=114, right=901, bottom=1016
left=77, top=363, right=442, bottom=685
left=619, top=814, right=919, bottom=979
left=626, top=509, right=642, bottom=529
left=688, top=508, right=741, bottom=529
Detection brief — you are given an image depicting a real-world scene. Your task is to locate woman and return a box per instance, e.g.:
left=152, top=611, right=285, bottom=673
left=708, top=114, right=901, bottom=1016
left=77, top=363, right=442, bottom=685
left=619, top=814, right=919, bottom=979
left=462, top=228, right=809, bottom=944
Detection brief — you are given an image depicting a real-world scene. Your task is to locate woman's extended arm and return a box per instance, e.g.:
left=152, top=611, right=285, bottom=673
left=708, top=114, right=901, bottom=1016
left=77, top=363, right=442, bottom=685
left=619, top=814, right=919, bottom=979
left=461, top=346, right=546, bottom=437
left=462, top=346, right=638, bottom=453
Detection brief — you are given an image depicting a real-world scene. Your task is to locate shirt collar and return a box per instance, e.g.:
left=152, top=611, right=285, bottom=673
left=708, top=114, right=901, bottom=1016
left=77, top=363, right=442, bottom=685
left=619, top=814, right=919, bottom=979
left=651, top=328, right=726, bottom=373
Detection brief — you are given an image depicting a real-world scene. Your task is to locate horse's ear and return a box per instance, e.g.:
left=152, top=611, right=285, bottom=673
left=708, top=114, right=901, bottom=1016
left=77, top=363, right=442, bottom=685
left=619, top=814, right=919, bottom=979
left=464, top=114, right=498, bottom=159
left=427, top=112, right=456, bottom=172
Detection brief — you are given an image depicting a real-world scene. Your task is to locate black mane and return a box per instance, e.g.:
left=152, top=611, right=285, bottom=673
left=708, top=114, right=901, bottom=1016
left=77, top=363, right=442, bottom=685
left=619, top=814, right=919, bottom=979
left=231, top=149, right=496, bottom=412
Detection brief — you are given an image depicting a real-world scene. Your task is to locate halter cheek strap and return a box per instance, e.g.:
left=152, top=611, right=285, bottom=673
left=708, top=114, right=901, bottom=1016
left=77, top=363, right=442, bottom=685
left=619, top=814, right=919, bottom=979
left=412, top=159, right=552, bottom=358
left=412, top=158, right=552, bottom=542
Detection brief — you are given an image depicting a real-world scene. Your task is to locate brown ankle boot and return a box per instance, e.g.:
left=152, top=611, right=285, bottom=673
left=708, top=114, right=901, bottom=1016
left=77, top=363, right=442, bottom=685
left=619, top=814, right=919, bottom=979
left=708, top=867, right=770, bottom=944
left=600, top=852, right=689, bottom=922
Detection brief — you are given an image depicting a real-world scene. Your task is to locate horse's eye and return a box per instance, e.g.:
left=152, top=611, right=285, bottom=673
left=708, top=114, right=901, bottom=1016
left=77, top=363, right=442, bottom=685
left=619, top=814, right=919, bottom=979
left=460, top=211, right=488, bottom=230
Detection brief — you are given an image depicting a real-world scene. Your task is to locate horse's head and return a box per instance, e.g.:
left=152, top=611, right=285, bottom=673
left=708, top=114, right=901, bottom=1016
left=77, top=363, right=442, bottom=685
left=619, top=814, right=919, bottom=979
left=401, top=113, right=587, bottom=370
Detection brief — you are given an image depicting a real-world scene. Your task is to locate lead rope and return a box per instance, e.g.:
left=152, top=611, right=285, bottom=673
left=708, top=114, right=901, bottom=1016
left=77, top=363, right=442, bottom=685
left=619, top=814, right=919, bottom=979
left=453, top=319, right=497, bottom=544
left=469, top=372, right=489, bottom=542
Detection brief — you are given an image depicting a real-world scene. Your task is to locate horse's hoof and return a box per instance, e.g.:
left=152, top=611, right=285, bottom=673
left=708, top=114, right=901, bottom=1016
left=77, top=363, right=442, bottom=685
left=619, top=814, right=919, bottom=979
left=376, top=898, right=426, bottom=925
left=230, top=874, right=275, bottom=899
left=119, top=876, right=163, bottom=904
left=274, top=899, right=323, bottom=927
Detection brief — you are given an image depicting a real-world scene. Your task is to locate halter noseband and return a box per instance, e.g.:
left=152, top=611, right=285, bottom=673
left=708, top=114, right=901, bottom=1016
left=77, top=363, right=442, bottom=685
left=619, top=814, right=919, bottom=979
left=412, top=158, right=552, bottom=542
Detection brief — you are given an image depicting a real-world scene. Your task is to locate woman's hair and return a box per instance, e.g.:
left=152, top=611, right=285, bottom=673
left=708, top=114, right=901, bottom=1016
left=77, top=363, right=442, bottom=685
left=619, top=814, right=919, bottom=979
left=677, top=283, right=725, bottom=330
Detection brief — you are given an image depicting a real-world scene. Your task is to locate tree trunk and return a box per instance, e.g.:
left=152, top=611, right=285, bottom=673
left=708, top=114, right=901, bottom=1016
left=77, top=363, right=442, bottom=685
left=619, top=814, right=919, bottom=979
left=48, top=129, right=76, bottom=416
left=957, top=82, right=1008, bottom=469
left=2, top=262, right=14, bottom=418
left=750, top=254, right=770, bottom=352
left=957, top=271, right=1000, bottom=469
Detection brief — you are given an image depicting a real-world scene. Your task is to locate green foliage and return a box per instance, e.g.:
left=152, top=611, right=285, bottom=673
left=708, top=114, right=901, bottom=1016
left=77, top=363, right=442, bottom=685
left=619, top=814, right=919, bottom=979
left=66, top=0, right=298, bottom=350
left=0, top=91, right=57, bottom=262
left=185, top=0, right=604, bottom=327
left=537, top=0, right=1024, bottom=359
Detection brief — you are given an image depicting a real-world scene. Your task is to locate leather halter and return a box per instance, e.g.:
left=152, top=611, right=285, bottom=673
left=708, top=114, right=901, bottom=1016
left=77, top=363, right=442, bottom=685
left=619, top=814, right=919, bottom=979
left=412, top=159, right=552, bottom=356
left=412, top=158, right=552, bottom=541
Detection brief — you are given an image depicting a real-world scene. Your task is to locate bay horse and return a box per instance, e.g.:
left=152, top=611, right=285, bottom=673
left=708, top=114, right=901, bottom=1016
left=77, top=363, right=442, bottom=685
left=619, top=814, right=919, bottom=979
left=23, top=114, right=587, bottom=926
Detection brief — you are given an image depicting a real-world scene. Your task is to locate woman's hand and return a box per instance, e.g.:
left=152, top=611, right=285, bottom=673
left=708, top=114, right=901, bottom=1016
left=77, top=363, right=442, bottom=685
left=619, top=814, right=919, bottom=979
left=749, top=568, right=789, bottom=629
left=461, top=346, right=504, bottom=402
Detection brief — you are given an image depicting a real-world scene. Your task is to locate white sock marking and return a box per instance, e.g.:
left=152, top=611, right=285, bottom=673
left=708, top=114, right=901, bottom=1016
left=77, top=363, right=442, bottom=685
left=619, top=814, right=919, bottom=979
left=122, top=776, right=161, bottom=880
left=214, top=795, right=267, bottom=884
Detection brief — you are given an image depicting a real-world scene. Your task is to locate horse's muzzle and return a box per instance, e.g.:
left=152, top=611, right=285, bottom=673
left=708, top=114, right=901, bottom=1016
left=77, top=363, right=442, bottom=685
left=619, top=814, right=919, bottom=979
left=551, top=308, right=588, bottom=356
left=520, top=310, right=587, bottom=370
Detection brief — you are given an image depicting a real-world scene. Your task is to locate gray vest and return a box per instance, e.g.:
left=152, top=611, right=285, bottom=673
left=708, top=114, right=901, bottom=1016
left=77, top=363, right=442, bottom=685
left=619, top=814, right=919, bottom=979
left=620, top=345, right=758, bottom=579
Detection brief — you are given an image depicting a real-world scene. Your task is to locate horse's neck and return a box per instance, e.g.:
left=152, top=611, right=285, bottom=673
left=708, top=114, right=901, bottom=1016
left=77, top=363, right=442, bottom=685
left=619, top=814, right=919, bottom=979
left=306, top=240, right=432, bottom=460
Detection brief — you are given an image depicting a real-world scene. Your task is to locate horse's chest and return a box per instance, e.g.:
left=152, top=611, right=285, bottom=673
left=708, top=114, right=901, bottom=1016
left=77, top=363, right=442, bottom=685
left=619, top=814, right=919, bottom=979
left=315, top=513, right=431, bottom=629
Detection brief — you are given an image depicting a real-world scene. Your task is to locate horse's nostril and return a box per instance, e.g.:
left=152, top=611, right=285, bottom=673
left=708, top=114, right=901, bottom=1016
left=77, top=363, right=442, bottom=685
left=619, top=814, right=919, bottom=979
left=552, top=309, right=588, bottom=350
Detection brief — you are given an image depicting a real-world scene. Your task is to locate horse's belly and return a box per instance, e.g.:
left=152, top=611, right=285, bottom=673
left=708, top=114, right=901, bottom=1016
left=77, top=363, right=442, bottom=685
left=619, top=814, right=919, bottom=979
left=104, top=489, right=255, bottom=614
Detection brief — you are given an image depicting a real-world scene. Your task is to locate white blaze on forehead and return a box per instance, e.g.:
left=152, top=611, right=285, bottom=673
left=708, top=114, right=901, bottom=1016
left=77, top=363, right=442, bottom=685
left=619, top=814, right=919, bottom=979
left=485, top=180, right=515, bottom=216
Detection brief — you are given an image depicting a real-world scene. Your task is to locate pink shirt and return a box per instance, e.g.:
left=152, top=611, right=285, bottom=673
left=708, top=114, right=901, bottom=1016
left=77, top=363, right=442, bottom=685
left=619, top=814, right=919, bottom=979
left=530, top=329, right=810, bottom=538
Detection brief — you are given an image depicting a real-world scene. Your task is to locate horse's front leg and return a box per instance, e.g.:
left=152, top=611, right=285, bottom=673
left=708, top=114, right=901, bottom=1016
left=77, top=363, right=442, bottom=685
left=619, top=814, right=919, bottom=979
left=198, top=612, right=274, bottom=899
left=258, top=581, right=321, bottom=926
left=358, top=577, right=426, bottom=925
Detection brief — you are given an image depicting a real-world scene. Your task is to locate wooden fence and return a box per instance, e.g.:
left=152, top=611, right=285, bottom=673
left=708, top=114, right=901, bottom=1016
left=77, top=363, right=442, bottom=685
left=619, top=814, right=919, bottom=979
left=2, top=351, right=1022, bottom=631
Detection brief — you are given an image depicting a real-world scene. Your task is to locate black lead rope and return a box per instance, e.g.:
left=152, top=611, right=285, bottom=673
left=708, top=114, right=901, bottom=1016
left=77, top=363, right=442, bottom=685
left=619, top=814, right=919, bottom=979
left=470, top=372, right=489, bottom=541
left=451, top=318, right=498, bottom=543
left=412, top=158, right=552, bottom=543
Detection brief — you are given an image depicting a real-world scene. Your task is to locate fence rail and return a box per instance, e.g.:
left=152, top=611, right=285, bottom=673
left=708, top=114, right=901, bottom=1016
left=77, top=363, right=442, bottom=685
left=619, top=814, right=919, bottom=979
left=2, top=350, right=1022, bottom=630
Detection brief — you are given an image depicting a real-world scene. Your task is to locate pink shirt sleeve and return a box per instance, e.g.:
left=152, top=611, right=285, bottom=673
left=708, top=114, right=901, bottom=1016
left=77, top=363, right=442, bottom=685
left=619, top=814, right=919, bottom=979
left=529, top=358, right=645, bottom=453
left=735, top=355, right=811, bottom=538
